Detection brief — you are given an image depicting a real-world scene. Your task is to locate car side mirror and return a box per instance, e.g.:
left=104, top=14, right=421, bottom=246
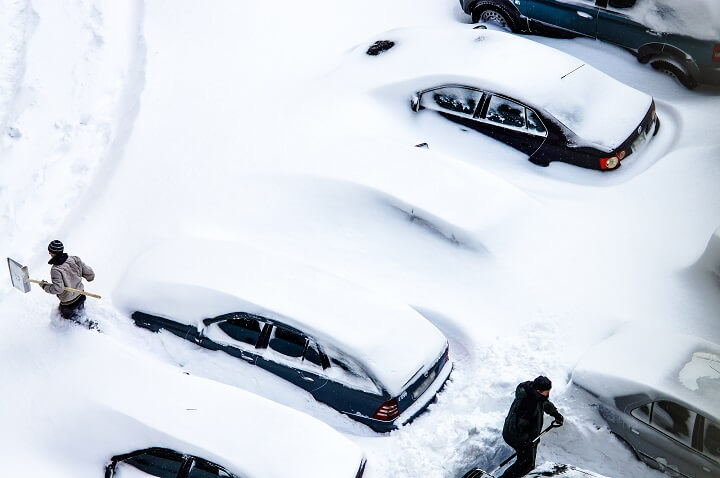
left=411, top=93, right=421, bottom=112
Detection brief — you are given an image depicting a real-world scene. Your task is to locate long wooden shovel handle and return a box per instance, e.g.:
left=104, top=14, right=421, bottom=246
left=29, top=279, right=102, bottom=299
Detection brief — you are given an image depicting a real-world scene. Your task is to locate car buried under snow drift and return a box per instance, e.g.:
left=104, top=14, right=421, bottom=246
left=358, top=28, right=659, bottom=170
left=573, top=330, right=720, bottom=478
left=114, top=240, right=453, bottom=433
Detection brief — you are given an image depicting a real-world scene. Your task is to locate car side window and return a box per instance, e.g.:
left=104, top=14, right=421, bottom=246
left=217, top=315, right=264, bottom=346
left=187, top=458, right=235, bottom=478
left=526, top=109, right=547, bottom=135
left=651, top=400, right=696, bottom=446
left=116, top=450, right=184, bottom=478
left=268, top=325, right=307, bottom=358
left=631, top=403, right=651, bottom=423
left=703, top=417, right=720, bottom=461
left=485, top=95, right=526, bottom=129
left=324, top=351, right=380, bottom=394
left=304, top=340, right=324, bottom=368
left=607, top=0, right=636, bottom=9
left=424, top=87, right=483, bottom=117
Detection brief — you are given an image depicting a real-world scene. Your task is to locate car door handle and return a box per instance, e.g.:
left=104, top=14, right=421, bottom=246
left=646, top=29, right=660, bottom=36
left=240, top=355, right=254, bottom=362
left=630, top=428, right=640, bottom=435
left=298, top=372, right=314, bottom=382
left=576, top=11, right=592, bottom=19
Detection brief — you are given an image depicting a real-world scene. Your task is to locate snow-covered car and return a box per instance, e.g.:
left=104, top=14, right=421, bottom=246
left=114, top=239, right=453, bottom=433
left=572, top=330, right=720, bottom=478
left=364, top=28, right=659, bottom=170
left=464, top=462, right=610, bottom=477
left=460, top=0, right=720, bottom=88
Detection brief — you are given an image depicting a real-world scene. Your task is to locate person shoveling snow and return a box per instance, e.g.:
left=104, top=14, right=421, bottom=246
left=7, top=240, right=101, bottom=328
left=463, top=376, right=567, bottom=478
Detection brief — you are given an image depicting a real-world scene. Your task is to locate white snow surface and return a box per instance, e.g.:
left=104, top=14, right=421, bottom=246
left=1, top=0, right=719, bottom=477
left=114, top=238, right=448, bottom=396
left=335, top=27, right=652, bottom=150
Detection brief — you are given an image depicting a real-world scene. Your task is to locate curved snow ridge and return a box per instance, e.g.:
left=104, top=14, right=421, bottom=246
left=0, top=0, right=145, bottom=263
left=0, top=0, right=34, bottom=140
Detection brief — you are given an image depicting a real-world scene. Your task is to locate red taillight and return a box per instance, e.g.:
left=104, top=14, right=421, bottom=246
left=373, top=398, right=399, bottom=421
left=600, top=155, right=619, bottom=170
left=713, top=44, right=720, bottom=63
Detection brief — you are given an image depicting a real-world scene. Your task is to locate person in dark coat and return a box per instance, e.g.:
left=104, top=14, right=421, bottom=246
left=38, top=240, right=95, bottom=321
left=499, top=376, right=564, bottom=478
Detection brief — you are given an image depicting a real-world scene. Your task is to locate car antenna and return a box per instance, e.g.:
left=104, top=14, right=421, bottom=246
left=561, top=63, right=585, bottom=79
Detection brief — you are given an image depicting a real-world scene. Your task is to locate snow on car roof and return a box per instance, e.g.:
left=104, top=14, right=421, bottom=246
left=113, top=238, right=448, bottom=396
left=340, top=27, right=652, bottom=150
left=103, top=362, right=365, bottom=478
left=572, top=327, right=720, bottom=421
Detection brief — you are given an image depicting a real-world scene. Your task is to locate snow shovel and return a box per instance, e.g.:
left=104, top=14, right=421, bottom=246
left=462, top=420, right=563, bottom=478
left=7, top=257, right=101, bottom=299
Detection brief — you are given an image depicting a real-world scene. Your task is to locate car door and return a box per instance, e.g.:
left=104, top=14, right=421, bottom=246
left=475, top=94, right=548, bottom=156
left=630, top=401, right=701, bottom=477
left=200, top=313, right=269, bottom=365
left=595, top=0, right=658, bottom=51
left=255, top=323, right=329, bottom=394
left=417, top=85, right=485, bottom=131
left=528, top=0, right=598, bottom=37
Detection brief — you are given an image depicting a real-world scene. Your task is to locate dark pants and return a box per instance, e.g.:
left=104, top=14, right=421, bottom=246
left=59, top=294, right=86, bottom=320
left=498, top=442, right=537, bottom=478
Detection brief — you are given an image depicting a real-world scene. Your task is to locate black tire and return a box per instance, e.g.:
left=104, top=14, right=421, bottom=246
left=650, top=59, right=698, bottom=89
left=472, top=5, right=517, bottom=32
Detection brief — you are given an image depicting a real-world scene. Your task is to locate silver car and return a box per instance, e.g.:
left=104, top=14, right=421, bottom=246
left=572, top=330, right=720, bottom=478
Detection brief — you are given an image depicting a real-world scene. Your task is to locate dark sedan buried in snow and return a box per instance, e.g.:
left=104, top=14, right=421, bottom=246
left=357, top=28, right=660, bottom=171
left=411, top=82, right=658, bottom=170
left=115, top=239, right=453, bottom=433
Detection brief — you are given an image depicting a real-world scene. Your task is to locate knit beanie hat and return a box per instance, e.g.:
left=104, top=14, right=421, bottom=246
left=48, top=240, right=64, bottom=254
left=533, top=375, right=552, bottom=392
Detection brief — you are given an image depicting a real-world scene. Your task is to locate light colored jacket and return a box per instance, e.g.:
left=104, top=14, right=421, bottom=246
left=43, top=255, right=95, bottom=304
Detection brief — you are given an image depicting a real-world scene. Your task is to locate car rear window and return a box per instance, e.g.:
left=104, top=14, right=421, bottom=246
left=269, top=326, right=307, bottom=358
left=651, top=400, right=696, bottom=446
left=218, top=316, right=263, bottom=346
left=704, top=418, right=720, bottom=461
left=485, top=95, right=526, bottom=128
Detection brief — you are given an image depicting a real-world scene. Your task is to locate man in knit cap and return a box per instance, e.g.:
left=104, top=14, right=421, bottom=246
left=38, top=240, right=95, bottom=321
left=499, top=375, right=564, bottom=478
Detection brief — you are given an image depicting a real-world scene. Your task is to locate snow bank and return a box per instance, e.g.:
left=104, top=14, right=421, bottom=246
left=113, top=238, right=448, bottom=396
left=334, top=27, right=651, bottom=150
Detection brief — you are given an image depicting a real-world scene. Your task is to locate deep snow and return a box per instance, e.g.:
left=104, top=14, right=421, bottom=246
left=1, top=0, right=719, bottom=477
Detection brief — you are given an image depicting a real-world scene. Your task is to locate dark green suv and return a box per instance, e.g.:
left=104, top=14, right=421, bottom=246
left=459, top=0, right=720, bottom=88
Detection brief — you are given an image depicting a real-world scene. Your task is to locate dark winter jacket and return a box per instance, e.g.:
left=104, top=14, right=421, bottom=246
left=43, top=253, right=95, bottom=305
left=502, top=381, right=561, bottom=448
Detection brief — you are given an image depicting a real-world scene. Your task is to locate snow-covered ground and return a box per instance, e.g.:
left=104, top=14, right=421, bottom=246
left=1, top=0, right=719, bottom=477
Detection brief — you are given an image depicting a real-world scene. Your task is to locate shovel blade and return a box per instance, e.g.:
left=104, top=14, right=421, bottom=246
left=7, top=257, right=31, bottom=293
left=462, top=469, right=494, bottom=478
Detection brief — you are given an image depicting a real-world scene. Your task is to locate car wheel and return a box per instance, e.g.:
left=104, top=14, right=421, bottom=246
left=474, top=6, right=516, bottom=32
left=650, top=59, right=698, bottom=89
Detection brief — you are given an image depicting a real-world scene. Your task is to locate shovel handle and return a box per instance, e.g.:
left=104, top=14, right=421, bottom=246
left=29, top=279, right=102, bottom=299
